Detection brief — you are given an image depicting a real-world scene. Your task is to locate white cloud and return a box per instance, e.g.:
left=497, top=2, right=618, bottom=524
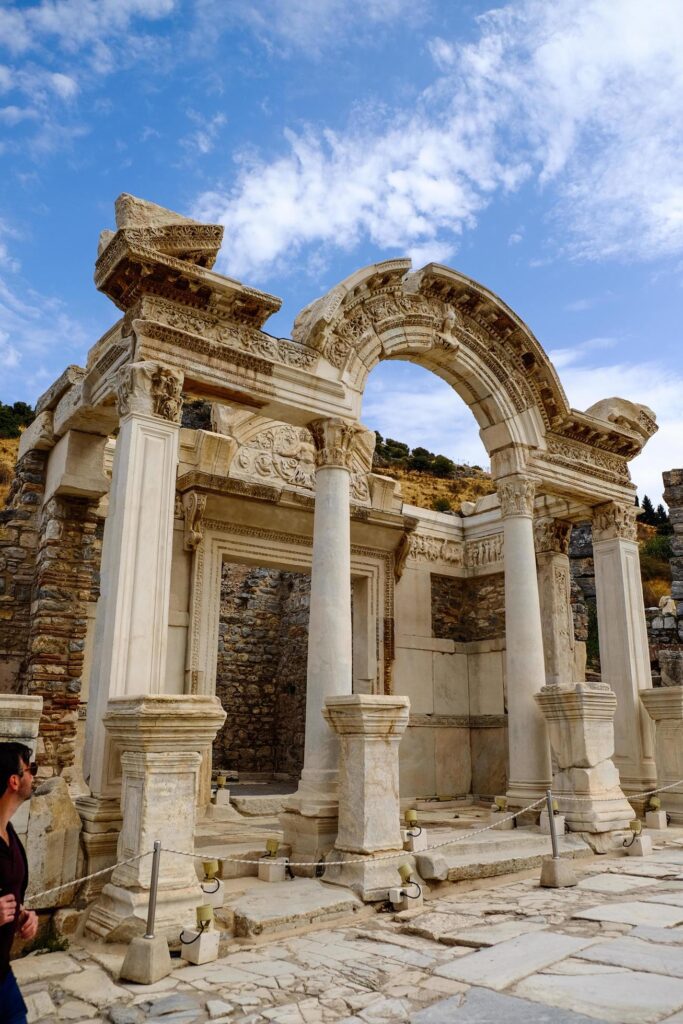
left=49, top=72, right=78, bottom=100
left=180, top=111, right=226, bottom=158
left=195, top=0, right=683, bottom=279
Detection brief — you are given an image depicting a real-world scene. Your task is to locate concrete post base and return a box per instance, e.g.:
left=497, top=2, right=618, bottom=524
left=627, top=835, right=653, bottom=857
left=119, top=934, right=173, bottom=984
left=540, top=856, right=577, bottom=888
left=645, top=809, right=668, bottom=830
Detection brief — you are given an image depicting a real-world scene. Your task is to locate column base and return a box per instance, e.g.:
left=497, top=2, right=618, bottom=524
left=554, top=763, right=634, bottom=833
left=279, top=810, right=338, bottom=877
left=506, top=780, right=550, bottom=821
left=323, top=849, right=411, bottom=902
left=76, top=796, right=122, bottom=900
left=85, top=879, right=204, bottom=944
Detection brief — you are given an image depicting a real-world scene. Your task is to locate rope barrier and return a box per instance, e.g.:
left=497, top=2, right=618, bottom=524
left=22, top=773, right=683, bottom=905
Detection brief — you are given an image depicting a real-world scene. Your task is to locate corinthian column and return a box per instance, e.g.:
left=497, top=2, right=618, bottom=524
left=282, top=417, right=366, bottom=868
left=81, top=363, right=184, bottom=838
left=592, top=500, right=656, bottom=795
left=497, top=476, right=552, bottom=806
left=534, top=517, right=575, bottom=687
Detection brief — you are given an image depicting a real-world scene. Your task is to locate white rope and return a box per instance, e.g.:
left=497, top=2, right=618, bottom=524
left=162, top=797, right=547, bottom=869
left=550, top=775, right=683, bottom=803
left=24, top=852, right=150, bottom=908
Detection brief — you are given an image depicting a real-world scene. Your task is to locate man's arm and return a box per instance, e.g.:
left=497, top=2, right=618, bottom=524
left=17, top=907, right=38, bottom=940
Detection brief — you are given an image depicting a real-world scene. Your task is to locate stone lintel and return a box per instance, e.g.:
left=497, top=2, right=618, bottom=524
left=17, top=411, right=55, bottom=460
left=0, top=694, right=43, bottom=746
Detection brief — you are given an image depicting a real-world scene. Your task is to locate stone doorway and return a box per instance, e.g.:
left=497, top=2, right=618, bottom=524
left=213, top=562, right=310, bottom=781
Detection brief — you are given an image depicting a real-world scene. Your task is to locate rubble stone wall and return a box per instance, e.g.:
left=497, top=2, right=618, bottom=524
left=213, top=563, right=309, bottom=775
left=430, top=572, right=505, bottom=642
left=0, top=451, right=48, bottom=693
left=22, top=495, right=102, bottom=775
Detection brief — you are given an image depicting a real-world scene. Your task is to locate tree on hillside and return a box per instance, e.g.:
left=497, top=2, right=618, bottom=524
left=640, top=495, right=657, bottom=526
left=656, top=503, right=673, bottom=535
left=0, top=401, right=34, bottom=439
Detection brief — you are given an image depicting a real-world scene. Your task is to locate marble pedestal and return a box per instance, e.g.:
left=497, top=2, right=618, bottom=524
left=321, top=695, right=410, bottom=901
left=535, top=682, right=633, bottom=833
left=641, top=686, right=683, bottom=824
left=86, top=695, right=226, bottom=942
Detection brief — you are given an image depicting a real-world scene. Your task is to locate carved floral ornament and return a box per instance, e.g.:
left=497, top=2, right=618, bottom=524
left=115, top=360, right=183, bottom=422
left=534, top=518, right=572, bottom=554
left=308, top=417, right=369, bottom=471
left=592, top=501, right=638, bottom=543
left=496, top=476, right=536, bottom=518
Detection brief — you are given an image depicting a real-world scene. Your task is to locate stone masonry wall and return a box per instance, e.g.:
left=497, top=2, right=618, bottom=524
left=22, top=495, right=102, bottom=776
left=214, top=564, right=309, bottom=775
left=0, top=450, right=48, bottom=693
left=431, top=572, right=505, bottom=642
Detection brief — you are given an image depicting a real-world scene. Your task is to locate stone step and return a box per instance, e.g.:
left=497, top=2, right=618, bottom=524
left=230, top=794, right=290, bottom=816
left=416, top=830, right=591, bottom=883
left=230, top=878, right=369, bottom=939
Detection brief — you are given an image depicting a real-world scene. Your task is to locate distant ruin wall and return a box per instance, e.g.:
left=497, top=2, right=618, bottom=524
left=214, top=564, right=309, bottom=775
left=430, top=572, right=505, bottom=642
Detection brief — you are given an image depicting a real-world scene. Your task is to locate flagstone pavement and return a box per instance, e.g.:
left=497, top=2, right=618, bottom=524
left=13, top=840, right=683, bottom=1024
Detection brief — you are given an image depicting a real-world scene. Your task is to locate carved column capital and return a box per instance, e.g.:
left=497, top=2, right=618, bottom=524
left=534, top=517, right=572, bottom=554
left=497, top=475, right=536, bottom=519
left=592, top=501, right=638, bottom=543
left=308, top=417, right=368, bottom=471
left=115, top=361, right=184, bottom=423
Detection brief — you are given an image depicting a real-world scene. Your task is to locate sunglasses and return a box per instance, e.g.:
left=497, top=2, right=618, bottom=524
left=16, top=762, right=38, bottom=778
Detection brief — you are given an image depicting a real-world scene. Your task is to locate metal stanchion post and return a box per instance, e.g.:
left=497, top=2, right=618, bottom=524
left=545, top=789, right=559, bottom=860
left=144, top=840, right=162, bottom=939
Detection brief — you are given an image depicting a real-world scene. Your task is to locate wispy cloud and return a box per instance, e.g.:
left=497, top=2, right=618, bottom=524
left=195, top=0, right=683, bottom=280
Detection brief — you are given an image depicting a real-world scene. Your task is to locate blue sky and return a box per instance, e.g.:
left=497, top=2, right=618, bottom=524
left=1, top=1, right=682, bottom=501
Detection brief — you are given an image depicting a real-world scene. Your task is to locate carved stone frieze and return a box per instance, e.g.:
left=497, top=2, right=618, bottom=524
left=308, top=418, right=367, bottom=472
left=541, top=434, right=630, bottom=485
left=592, top=501, right=638, bottom=543
left=497, top=476, right=536, bottom=518
left=407, top=533, right=464, bottom=566
left=534, top=517, right=572, bottom=554
left=115, top=361, right=184, bottom=422
left=464, top=534, right=503, bottom=567
left=182, top=492, right=207, bottom=551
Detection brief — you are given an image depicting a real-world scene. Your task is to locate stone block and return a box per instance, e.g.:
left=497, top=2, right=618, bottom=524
left=626, top=835, right=653, bottom=857
left=402, top=829, right=428, bottom=853
left=257, top=858, right=287, bottom=882
left=200, top=877, right=225, bottom=909
left=539, top=810, right=566, bottom=835
left=540, top=855, right=577, bottom=887
left=43, top=430, right=110, bottom=503
left=119, top=934, right=173, bottom=985
left=25, top=776, right=82, bottom=908
left=645, top=809, right=668, bottom=830
left=415, top=852, right=449, bottom=881
left=488, top=810, right=515, bottom=830
left=180, top=926, right=220, bottom=965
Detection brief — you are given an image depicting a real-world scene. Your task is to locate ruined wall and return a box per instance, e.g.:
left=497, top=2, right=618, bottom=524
left=23, top=496, right=102, bottom=775
left=0, top=450, right=48, bottom=693
left=213, top=564, right=309, bottom=775
left=431, top=572, right=505, bottom=642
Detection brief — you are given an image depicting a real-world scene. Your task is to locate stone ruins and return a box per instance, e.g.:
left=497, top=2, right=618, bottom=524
left=0, top=194, right=677, bottom=941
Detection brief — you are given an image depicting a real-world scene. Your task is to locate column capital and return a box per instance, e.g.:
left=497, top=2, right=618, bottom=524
left=534, top=516, right=572, bottom=554
left=308, top=417, right=368, bottom=471
left=592, top=500, right=638, bottom=543
left=115, top=361, right=184, bottom=423
left=497, top=475, right=536, bottom=518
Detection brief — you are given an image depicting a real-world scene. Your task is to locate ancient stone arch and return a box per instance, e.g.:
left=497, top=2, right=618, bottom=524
left=1, top=195, right=663, bottom=925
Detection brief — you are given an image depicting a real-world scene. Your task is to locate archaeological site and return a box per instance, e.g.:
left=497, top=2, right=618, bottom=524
left=2, top=193, right=683, bottom=961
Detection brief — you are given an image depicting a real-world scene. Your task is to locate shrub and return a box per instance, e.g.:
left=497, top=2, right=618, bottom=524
left=432, top=497, right=452, bottom=513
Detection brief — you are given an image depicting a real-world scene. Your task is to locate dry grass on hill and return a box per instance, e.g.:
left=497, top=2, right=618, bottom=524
left=0, top=437, right=19, bottom=506
left=380, top=466, right=496, bottom=512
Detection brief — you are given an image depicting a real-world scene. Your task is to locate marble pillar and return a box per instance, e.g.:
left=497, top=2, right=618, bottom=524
left=534, top=518, right=576, bottom=687
left=640, top=686, right=683, bottom=824
left=592, top=501, right=656, bottom=796
left=79, top=362, right=184, bottom=881
left=86, top=694, right=226, bottom=942
left=497, top=475, right=552, bottom=807
left=322, top=695, right=410, bottom=900
left=536, top=682, right=633, bottom=832
left=281, top=418, right=367, bottom=867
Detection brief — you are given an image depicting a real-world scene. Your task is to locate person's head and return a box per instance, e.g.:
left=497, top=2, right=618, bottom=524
left=0, top=742, right=36, bottom=801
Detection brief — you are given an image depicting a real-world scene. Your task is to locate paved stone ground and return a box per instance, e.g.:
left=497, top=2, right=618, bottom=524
left=13, top=837, right=683, bottom=1024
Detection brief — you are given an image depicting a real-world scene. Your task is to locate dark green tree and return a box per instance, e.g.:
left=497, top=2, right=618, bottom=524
left=640, top=495, right=657, bottom=525
left=432, top=454, right=456, bottom=478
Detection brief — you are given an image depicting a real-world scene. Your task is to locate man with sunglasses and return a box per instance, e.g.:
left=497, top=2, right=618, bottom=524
left=0, top=743, right=38, bottom=1024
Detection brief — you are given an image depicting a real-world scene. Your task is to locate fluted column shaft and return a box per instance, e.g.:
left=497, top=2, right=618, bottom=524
left=592, top=501, right=656, bottom=794
left=498, top=476, right=552, bottom=805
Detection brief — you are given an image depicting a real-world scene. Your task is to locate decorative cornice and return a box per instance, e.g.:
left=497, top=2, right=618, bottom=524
left=497, top=476, right=536, bottom=518
left=115, top=361, right=184, bottom=422
left=592, top=501, right=638, bottom=543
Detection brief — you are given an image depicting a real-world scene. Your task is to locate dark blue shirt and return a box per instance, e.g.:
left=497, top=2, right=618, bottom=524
left=0, top=822, right=28, bottom=980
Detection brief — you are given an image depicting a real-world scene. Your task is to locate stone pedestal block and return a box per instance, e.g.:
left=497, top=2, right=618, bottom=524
left=640, top=687, right=683, bottom=824
left=535, top=682, right=633, bottom=833
left=645, top=809, right=668, bottom=830
left=258, top=859, right=288, bottom=883
left=119, top=934, right=172, bottom=985
left=200, top=879, right=225, bottom=910
left=539, top=810, right=566, bottom=836
left=86, top=695, right=226, bottom=942
left=321, top=694, right=410, bottom=900
left=627, top=835, right=653, bottom=857
left=488, top=811, right=515, bottom=830
left=180, top=927, right=220, bottom=965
